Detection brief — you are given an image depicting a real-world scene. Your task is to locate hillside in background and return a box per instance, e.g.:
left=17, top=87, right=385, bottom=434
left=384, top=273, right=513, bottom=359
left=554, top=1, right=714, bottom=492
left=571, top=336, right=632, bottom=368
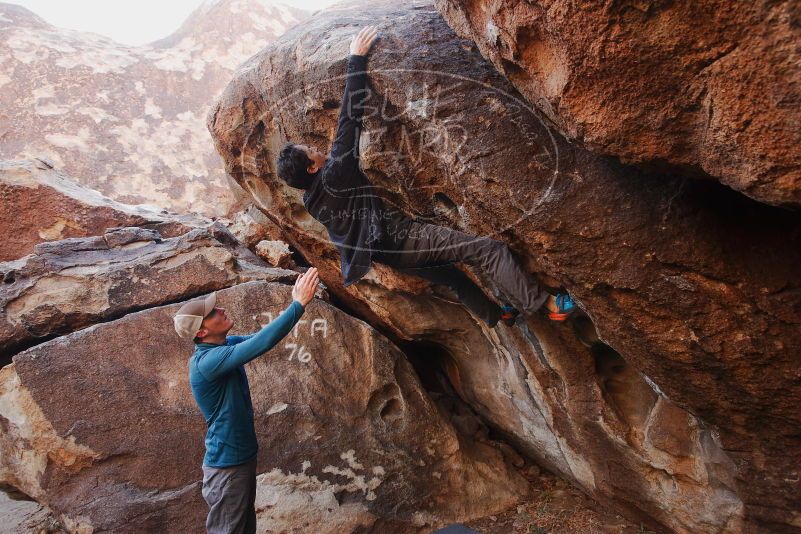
left=0, top=0, right=309, bottom=216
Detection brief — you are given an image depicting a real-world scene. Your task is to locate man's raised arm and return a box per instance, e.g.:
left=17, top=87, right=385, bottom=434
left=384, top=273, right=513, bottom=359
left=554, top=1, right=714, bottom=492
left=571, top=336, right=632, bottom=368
left=196, top=268, right=319, bottom=380
left=329, top=26, right=379, bottom=171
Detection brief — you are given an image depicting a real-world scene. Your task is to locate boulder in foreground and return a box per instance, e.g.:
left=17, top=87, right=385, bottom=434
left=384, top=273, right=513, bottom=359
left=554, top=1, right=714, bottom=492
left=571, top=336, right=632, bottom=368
left=1, top=281, right=528, bottom=533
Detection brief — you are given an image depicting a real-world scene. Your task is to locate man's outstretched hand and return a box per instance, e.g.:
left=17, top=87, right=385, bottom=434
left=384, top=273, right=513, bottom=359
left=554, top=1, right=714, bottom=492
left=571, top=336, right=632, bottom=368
left=349, top=25, right=378, bottom=57
left=292, top=267, right=319, bottom=307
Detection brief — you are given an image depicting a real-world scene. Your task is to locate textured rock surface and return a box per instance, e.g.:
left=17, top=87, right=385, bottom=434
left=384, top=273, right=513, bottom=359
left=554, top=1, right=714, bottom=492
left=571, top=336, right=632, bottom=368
left=0, top=1, right=309, bottom=216
left=255, top=239, right=294, bottom=268
left=224, top=203, right=286, bottom=249
left=0, top=158, right=208, bottom=261
left=0, top=224, right=296, bottom=360
left=0, top=281, right=527, bottom=533
left=434, top=0, right=801, bottom=207
left=208, top=0, right=801, bottom=531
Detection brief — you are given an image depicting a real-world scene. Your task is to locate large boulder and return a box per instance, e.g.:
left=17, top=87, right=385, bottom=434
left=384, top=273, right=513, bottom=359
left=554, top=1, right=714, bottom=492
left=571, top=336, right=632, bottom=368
left=0, top=281, right=527, bottom=533
left=433, top=0, right=801, bottom=208
left=0, top=224, right=297, bottom=361
left=0, top=158, right=207, bottom=262
left=207, top=0, right=801, bottom=531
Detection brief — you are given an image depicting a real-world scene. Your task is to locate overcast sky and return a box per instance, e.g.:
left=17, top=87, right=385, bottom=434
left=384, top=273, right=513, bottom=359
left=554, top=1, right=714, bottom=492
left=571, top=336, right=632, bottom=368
left=9, top=0, right=337, bottom=45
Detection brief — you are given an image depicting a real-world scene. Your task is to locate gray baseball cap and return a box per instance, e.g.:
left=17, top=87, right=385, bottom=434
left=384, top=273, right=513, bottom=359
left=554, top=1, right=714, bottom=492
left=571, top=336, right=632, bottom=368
left=173, top=292, right=217, bottom=339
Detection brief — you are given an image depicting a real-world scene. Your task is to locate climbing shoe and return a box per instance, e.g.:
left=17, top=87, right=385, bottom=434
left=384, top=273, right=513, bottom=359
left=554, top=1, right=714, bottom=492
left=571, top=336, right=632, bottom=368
left=499, top=304, right=520, bottom=326
left=547, top=293, right=577, bottom=321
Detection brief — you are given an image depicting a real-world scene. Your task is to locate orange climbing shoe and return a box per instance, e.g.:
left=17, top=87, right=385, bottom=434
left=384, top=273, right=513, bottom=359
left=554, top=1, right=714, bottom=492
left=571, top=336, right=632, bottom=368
left=499, top=304, right=520, bottom=326
left=546, top=293, right=577, bottom=321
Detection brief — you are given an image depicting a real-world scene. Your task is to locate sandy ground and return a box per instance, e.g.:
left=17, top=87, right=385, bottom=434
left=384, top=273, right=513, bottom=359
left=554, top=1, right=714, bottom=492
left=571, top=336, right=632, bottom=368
left=1, top=464, right=657, bottom=534
left=462, top=464, right=659, bottom=534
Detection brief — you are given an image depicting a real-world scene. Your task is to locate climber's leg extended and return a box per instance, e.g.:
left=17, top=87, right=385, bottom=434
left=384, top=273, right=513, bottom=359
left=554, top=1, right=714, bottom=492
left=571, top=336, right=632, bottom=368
left=373, top=236, right=503, bottom=326
left=390, top=220, right=551, bottom=315
left=393, top=263, right=503, bottom=326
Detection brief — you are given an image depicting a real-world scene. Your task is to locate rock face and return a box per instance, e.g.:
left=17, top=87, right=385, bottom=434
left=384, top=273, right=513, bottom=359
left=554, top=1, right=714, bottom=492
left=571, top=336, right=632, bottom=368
left=225, top=203, right=286, bottom=249
left=0, top=0, right=309, bottom=216
left=0, top=224, right=296, bottom=361
left=0, top=281, right=527, bottom=533
left=0, top=158, right=208, bottom=261
left=255, top=239, right=294, bottom=268
left=433, top=0, right=801, bottom=207
left=208, top=0, right=801, bottom=531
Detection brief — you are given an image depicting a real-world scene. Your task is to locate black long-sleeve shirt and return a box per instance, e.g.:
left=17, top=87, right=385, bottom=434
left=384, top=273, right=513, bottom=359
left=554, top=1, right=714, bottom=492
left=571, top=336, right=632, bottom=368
left=303, top=53, right=411, bottom=287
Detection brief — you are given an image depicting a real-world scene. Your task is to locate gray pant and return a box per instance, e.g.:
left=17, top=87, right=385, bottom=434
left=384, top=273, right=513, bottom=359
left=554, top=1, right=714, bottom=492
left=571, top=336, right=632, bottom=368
left=201, top=456, right=257, bottom=534
left=373, top=219, right=550, bottom=326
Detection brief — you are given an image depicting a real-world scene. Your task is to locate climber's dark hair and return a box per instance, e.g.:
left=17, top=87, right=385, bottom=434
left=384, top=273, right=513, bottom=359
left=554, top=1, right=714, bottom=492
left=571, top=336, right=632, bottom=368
left=276, top=142, right=314, bottom=189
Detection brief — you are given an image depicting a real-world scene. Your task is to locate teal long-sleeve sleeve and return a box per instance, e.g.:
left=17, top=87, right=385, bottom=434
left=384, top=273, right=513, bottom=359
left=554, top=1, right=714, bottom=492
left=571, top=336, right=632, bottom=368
left=195, top=299, right=305, bottom=381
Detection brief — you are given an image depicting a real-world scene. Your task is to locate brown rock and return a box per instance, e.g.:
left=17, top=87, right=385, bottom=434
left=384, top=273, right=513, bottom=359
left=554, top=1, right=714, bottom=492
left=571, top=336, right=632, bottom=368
left=0, top=281, right=527, bottom=533
left=224, top=204, right=286, bottom=249
left=207, top=0, right=801, bottom=531
left=0, top=224, right=297, bottom=361
left=0, top=159, right=207, bottom=262
left=434, top=0, right=801, bottom=207
left=255, top=239, right=294, bottom=268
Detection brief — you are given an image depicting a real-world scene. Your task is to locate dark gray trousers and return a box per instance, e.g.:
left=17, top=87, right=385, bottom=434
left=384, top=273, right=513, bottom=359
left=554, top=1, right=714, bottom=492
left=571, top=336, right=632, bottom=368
left=373, top=219, right=550, bottom=326
left=201, top=456, right=257, bottom=534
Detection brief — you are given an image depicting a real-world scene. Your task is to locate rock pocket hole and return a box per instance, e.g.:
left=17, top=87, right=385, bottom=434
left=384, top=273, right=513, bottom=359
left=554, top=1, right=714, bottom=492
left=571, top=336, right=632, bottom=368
left=572, top=314, right=600, bottom=347
left=592, top=343, right=658, bottom=431
left=367, top=383, right=403, bottom=423
left=432, top=192, right=460, bottom=220
left=399, top=340, right=458, bottom=395
left=379, top=397, right=402, bottom=422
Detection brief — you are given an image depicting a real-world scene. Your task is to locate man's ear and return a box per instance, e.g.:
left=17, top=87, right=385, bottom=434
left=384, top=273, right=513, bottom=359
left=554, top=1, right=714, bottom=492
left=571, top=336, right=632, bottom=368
left=195, top=327, right=208, bottom=340
left=307, top=163, right=318, bottom=174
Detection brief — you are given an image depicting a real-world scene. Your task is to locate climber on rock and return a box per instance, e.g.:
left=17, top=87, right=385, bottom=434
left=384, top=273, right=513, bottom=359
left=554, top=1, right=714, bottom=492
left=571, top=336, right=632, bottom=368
left=275, top=25, right=575, bottom=327
left=173, top=267, right=319, bottom=534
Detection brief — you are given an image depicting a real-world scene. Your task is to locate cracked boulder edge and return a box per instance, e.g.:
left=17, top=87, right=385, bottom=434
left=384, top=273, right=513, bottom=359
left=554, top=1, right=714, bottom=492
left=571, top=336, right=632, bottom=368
left=0, top=223, right=300, bottom=361
left=0, top=158, right=210, bottom=262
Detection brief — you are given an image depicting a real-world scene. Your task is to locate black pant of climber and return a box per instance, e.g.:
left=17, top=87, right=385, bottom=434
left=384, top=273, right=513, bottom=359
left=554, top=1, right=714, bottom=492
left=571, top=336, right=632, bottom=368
left=371, top=219, right=551, bottom=327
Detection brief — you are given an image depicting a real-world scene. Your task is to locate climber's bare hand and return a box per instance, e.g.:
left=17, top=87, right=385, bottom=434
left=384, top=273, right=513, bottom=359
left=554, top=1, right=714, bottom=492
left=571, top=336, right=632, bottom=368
left=292, top=267, right=319, bottom=307
left=349, top=25, right=378, bottom=56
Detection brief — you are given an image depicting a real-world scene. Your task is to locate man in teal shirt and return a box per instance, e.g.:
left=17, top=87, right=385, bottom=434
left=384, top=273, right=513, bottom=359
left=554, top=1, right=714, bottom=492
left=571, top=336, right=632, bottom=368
left=173, top=267, right=319, bottom=534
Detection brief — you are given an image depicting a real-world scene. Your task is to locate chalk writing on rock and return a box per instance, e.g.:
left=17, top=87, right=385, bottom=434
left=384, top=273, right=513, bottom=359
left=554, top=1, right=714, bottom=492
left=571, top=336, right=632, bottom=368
left=253, top=311, right=329, bottom=364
